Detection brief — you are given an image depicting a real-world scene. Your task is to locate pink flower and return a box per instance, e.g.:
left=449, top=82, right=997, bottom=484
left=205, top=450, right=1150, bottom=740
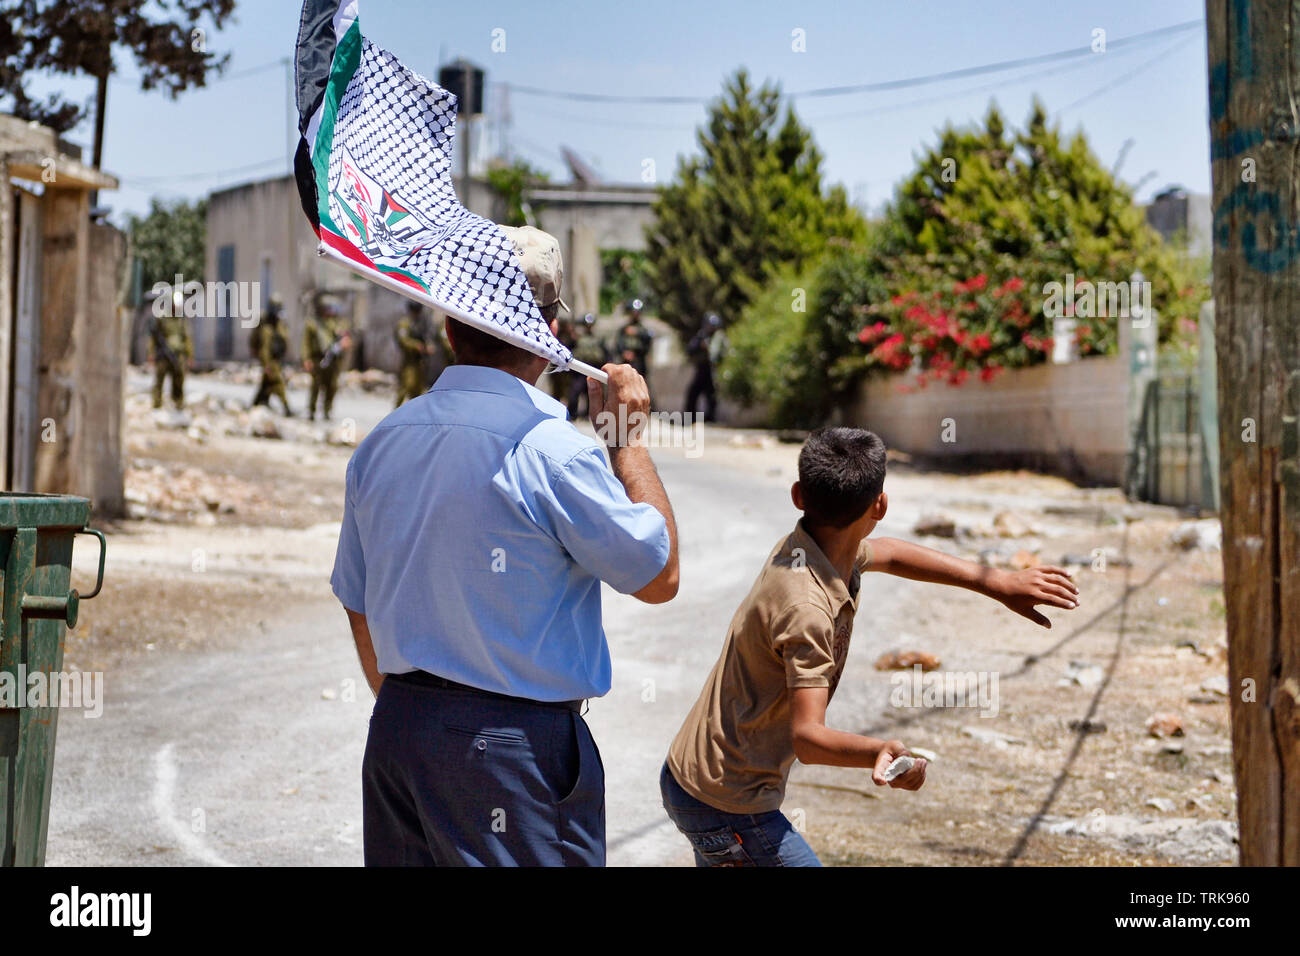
left=858, top=321, right=889, bottom=344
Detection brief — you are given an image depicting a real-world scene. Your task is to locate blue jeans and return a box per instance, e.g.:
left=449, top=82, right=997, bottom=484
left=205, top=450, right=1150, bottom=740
left=659, top=761, right=821, bottom=867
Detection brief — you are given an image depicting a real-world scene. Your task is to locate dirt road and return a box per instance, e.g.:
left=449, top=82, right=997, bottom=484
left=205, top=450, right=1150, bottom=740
left=47, top=372, right=1235, bottom=866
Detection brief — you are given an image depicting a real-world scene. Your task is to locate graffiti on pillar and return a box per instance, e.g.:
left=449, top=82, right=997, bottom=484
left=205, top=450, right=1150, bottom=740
left=1208, top=0, right=1300, bottom=272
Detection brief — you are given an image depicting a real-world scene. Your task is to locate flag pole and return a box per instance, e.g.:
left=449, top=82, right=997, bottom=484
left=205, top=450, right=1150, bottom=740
left=317, top=242, right=609, bottom=384
left=563, top=357, right=608, bottom=380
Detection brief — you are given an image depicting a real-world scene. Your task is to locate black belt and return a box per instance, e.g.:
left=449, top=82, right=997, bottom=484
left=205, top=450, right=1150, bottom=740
left=388, top=669, right=584, bottom=713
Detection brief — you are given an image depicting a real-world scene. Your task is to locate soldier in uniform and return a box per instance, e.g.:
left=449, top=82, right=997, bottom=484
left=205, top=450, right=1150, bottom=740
left=250, top=294, right=294, bottom=416
left=567, top=313, right=607, bottom=420
left=685, top=312, right=726, bottom=423
left=614, top=298, right=654, bottom=406
left=549, top=317, right=578, bottom=402
left=394, top=300, right=436, bottom=407
left=150, top=288, right=192, bottom=409
left=303, top=298, right=351, bottom=421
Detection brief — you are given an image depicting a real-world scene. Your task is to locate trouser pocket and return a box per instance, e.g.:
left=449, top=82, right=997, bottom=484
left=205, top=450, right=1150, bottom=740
left=553, top=711, right=605, bottom=865
left=680, top=824, right=754, bottom=867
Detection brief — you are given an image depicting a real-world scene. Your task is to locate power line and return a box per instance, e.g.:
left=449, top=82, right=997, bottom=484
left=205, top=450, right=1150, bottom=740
left=1055, top=34, right=1199, bottom=116
left=793, top=42, right=1145, bottom=124
left=510, top=134, right=568, bottom=167
left=518, top=100, right=702, bottom=132
left=114, top=56, right=287, bottom=86
left=790, top=19, right=1199, bottom=99
left=500, top=19, right=1202, bottom=105
left=220, top=57, right=289, bottom=81
left=505, top=33, right=1169, bottom=132
left=122, top=156, right=285, bottom=185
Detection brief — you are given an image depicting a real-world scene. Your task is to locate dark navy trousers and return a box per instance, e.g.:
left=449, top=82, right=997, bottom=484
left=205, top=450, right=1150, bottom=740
left=362, top=675, right=605, bottom=866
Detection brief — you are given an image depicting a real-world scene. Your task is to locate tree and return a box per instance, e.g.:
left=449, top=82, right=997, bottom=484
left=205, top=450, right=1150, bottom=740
left=129, top=197, right=207, bottom=289
left=721, top=236, right=892, bottom=428
left=880, top=101, right=1181, bottom=356
left=599, top=248, right=652, bottom=314
left=484, top=157, right=548, bottom=227
left=722, top=100, right=1208, bottom=427
left=0, top=0, right=236, bottom=168
left=644, top=68, right=863, bottom=339
left=719, top=267, right=821, bottom=427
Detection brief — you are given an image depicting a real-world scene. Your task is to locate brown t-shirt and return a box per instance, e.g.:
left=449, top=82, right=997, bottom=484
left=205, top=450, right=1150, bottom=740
left=667, top=520, right=872, bottom=814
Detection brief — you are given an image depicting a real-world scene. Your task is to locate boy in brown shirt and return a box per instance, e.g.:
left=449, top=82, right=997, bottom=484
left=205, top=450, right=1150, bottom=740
left=662, top=427, right=1079, bottom=866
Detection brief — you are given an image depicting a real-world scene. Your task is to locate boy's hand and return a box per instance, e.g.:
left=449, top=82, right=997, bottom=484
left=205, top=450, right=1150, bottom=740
left=871, top=741, right=928, bottom=790
left=993, top=566, right=1078, bottom=628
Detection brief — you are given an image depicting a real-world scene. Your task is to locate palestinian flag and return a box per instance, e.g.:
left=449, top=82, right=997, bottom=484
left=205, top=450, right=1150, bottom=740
left=293, top=0, right=577, bottom=370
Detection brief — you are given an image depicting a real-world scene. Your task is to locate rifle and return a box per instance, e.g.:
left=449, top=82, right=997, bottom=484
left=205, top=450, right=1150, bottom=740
left=150, top=318, right=181, bottom=368
left=319, top=337, right=345, bottom=371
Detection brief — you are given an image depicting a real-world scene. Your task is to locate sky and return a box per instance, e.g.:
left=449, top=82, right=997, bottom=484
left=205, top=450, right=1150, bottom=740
left=33, top=0, right=1211, bottom=225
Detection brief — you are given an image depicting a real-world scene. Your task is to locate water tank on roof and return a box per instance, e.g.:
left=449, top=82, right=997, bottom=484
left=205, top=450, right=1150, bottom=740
left=439, top=59, right=484, bottom=116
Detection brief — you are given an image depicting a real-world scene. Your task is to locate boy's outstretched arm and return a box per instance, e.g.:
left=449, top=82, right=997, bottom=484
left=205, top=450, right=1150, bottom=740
left=866, top=537, right=1079, bottom=628
left=790, top=687, right=928, bottom=790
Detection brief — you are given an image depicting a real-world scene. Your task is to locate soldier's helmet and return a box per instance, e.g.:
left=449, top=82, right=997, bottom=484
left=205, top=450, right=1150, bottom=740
left=267, top=294, right=284, bottom=320
left=406, top=300, right=422, bottom=316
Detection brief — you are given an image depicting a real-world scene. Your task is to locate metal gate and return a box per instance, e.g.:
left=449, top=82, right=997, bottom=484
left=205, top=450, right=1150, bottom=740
left=1126, top=370, right=1209, bottom=510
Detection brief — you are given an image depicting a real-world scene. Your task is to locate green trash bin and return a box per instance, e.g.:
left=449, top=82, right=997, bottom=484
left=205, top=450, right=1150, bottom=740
left=0, top=494, right=105, bottom=867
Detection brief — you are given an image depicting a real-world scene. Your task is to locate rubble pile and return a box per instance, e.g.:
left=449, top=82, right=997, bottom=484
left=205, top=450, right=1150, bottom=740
left=875, top=649, right=942, bottom=671
left=203, top=362, right=401, bottom=392
left=127, top=392, right=359, bottom=447
left=124, top=461, right=266, bottom=523
left=206, top=365, right=262, bottom=386
left=343, top=369, right=395, bottom=393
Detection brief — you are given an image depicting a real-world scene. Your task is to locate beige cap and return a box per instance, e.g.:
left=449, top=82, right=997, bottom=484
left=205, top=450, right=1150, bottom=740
left=499, top=224, right=569, bottom=313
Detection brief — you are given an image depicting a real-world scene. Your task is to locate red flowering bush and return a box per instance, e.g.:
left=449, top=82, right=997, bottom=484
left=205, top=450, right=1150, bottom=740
left=860, top=264, right=1050, bottom=387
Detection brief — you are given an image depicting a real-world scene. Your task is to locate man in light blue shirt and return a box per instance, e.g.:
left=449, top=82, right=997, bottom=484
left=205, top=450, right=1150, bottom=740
left=332, top=226, right=679, bottom=866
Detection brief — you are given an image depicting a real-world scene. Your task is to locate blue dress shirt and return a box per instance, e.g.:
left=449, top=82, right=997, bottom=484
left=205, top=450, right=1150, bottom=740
left=331, top=364, right=670, bottom=701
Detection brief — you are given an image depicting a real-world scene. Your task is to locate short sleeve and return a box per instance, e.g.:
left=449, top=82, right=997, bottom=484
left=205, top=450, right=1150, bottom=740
left=330, top=466, right=367, bottom=613
left=772, top=604, right=836, bottom=689
left=856, top=538, right=874, bottom=572
left=544, top=446, right=670, bottom=594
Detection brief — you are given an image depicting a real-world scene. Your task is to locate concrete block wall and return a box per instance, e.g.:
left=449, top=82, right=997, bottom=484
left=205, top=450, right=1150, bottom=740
left=848, top=355, right=1129, bottom=485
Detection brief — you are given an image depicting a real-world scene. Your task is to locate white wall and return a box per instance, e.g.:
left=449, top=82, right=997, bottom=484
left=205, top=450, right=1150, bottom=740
left=849, top=355, right=1130, bottom=485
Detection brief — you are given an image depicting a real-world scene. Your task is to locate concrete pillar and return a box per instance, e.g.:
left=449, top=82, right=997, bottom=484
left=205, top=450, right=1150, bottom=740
left=33, top=189, right=88, bottom=495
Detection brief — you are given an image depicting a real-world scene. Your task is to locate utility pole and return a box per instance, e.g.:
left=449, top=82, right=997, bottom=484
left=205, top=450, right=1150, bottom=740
left=1205, top=0, right=1300, bottom=866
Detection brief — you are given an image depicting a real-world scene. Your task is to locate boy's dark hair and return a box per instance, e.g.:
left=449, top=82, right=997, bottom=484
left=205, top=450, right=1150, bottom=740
left=797, top=427, right=887, bottom=528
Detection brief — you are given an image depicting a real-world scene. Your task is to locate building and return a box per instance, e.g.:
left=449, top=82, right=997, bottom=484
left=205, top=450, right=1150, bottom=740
left=1144, top=186, right=1212, bottom=256
left=0, top=115, right=126, bottom=515
left=200, top=167, right=656, bottom=373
